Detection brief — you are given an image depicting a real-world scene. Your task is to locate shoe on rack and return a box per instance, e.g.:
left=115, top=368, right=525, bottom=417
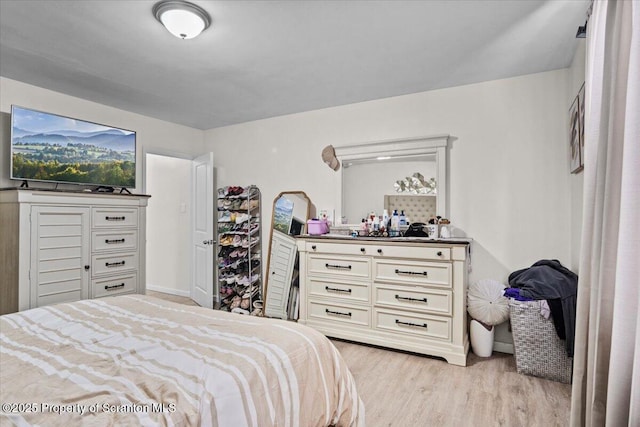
left=218, top=211, right=231, bottom=222
left=235, top=213, right=250, bottom=224
left=241, top=236, right=259, bottom=248
left=230, top=295, right=242, bottom=310
left=231, top=307, right=250, bottom=315
left=239, top=199, right=259, bottom=211
left=240, top=294, right=250, bottom=310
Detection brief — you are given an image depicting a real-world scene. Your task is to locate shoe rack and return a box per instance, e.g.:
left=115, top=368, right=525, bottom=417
left=216, top=185, right=262, bottom=315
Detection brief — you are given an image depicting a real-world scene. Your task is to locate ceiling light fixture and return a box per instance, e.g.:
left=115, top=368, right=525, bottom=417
left=153, top=0, right=211, bottom=40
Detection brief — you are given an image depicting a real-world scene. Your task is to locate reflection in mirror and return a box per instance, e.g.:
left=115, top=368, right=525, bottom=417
left=264, top=191, right=312, bottom=320
left=342, top=155, right=436, bottom=224
left=334, top=134, right=450, bottom=225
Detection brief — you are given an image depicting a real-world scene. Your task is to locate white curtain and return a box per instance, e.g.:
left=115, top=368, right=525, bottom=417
left=570, top=0, right=640, bottom=426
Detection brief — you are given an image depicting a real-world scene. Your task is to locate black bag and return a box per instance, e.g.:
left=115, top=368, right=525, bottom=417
left=403, top=222, right=429, bottom=237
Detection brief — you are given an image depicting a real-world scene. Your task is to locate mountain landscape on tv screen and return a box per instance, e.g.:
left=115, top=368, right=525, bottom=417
left=11, top=124, right=136, bottom=187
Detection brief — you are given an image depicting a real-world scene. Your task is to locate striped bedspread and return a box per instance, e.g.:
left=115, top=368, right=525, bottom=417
left=0, top=295, right=364, bottom=426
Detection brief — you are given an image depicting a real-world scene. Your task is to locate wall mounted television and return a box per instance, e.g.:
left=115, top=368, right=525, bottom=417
left=10, top=105, right=136, bottom=188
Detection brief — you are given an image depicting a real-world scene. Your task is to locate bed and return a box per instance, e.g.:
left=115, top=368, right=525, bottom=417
left=0, top=295, right=364, bottom=426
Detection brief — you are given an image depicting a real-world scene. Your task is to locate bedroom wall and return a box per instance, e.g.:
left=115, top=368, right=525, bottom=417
left=205, top=69, right=571, bottom=279
left=146, top=154, right=192, bottom=296
left=205, top=69, right=572, bottom=351
left=0, top=77, right=205, bottom=193
left=568, top=41, right=586, bottom=273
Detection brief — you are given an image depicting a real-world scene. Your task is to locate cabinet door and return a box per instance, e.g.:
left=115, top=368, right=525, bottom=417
left=30, top=206, right=90, bottom=308
left=265, top=231, right=297, bottom=319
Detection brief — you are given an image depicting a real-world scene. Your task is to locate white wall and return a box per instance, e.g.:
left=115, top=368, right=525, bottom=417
left=205, top=69, right=572, bottom=283
left=568, top=40, right=586, bottom=272
left=0, top=77, right=205, bottom=192
left=205, top=69, right=573, bottom=352
left=145, top=154, right=192, bottom=296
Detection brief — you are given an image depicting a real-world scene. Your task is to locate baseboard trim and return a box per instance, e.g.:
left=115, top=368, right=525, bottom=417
left=146, top=284, right=190, bottom=298
left=494, top=341, right=514, bottom=354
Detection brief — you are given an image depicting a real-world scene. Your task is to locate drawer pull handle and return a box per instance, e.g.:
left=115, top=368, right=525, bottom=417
left=395, top=294, right=428, bottom=303
left=326, top=308, right=352, bottom=317
left=105, top=238, right=125, bottom=244
left=312, top=245, right=317, bottom=250
left=360, top=247, right=366, bottom=252
left=326, top=263, right=352, bottom=270
left=105, top=261, right=126, bottom=267
left=325, top=286, right=352, bottom=294
left=437, top=251, right=443, bottom=256
left=377, top=249, right=383, bottom=254
left=395, top=269, right=428, bottom=276
left=395, top=319, right=428, bottom=329
left=105, top=216, right=126, bottom=221
left=105, top=283, right=125, bottom=290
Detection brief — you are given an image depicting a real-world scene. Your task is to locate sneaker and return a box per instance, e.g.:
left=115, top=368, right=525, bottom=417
left=241, top=236, right=259, bottom=248
left=235, top=213, right=250, bottom=224
left=218, top=211, right=231, bottom=222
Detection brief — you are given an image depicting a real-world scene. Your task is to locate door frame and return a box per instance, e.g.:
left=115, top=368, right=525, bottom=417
left=143, top=148, right=196, bottom=299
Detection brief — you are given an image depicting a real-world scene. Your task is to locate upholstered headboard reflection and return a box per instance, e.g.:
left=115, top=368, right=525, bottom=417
left=384, top=195, right=436, bottom=224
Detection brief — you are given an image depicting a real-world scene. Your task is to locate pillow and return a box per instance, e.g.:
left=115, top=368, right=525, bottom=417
left=467, top=279, right=510, bottom=326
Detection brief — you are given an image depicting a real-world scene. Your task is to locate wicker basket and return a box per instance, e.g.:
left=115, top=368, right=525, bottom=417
left=509, top=299, right=573, bottom=383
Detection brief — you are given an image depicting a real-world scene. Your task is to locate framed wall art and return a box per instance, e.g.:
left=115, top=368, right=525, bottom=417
left=569, top=94, right=583, bottom=174
left=577, top=82, right=586, bottom=169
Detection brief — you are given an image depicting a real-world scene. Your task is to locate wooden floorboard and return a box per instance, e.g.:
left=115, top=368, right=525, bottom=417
left=148, top=291, right=571, bottom=426
left=331, top=339, right=571, bottom=427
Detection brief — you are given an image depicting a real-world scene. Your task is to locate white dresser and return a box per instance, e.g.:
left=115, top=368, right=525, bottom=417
left=0, top=189, right=149, bottom=314
left=297, top=236, right=471, bottom=366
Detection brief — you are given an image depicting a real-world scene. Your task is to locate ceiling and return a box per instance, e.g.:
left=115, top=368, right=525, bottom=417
left=0, top=0, right=588, bottom=130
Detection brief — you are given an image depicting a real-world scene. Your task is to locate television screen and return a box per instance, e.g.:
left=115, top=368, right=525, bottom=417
left=10, top=105, right=136, bottom=188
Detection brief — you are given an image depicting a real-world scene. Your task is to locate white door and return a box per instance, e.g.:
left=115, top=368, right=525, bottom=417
left=191, top=152, right=215, bottom=308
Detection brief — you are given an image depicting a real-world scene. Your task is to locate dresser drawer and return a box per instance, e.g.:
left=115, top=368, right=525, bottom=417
left=374, top=309, right=451, bottom=341
left=92, top=207, right=138, bottom=228
left=91, top=252, right=138, bottom=276
left=308, top=300, right=370, bottom=327
left=372, top=245, right=450, bottom=261
left=92, top=230, right=138, bottom=252
left=374, top=285, right=452, bottom=315
left=309, top=277, right=370, bottom=303
left=374, top=259, right=451, bottom=288
left=308, top=254, right=371, bottom=280
left=92, top=274, right=137, bottom=298
left=305, top=241, right=373, bottom=256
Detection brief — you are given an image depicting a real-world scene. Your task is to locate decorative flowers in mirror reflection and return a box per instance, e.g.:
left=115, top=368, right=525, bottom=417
left=394, top=173, right=437, bottom=194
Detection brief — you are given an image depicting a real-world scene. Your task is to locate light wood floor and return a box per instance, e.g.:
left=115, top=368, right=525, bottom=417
left=148, top=291, right=571, bottom=427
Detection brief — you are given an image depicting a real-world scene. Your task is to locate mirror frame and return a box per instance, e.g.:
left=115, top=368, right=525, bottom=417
left=263, top=190, right=312, bottom=316
left=334, top=134, right=450, bottom=224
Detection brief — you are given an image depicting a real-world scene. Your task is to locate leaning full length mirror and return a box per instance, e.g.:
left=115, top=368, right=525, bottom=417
left=263, top=191, right=312, bottom=320
left=334, top=134, right=450, bottom=226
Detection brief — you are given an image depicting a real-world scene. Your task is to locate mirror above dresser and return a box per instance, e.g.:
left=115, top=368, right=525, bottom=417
left=334, top=135, right=451, bottom=226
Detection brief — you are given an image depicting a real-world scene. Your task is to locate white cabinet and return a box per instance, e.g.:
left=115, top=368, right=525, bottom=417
left=0, top=189, right=149, bottom=314
left=297, top=237, right=470, bottom=366
left=264, top=231, right=297, bottom=319
left=29, top=205, right=91, bottom=307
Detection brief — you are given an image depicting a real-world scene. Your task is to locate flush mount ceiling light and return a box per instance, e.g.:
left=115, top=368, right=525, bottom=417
left=153, top=0, right=211, bottom=40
